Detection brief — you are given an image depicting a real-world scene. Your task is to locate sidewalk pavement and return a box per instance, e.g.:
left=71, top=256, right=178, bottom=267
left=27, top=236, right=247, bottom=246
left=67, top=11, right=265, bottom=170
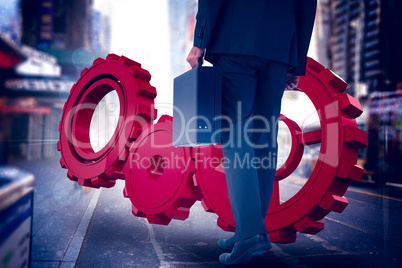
left=16, top=156, right=402, bottom=267
left=75, top=177, right=288, bottom=267
left=13, top=157, right=100, bottom=268
left=16, top=156, right=287, bottom=267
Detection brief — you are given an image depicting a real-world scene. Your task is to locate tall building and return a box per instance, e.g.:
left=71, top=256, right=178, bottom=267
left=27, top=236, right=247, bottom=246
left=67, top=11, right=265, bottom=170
left=1, top=0, right=111, bottom=163
left=363, top=0, right=402, bottom=94
left=317, top=0, right=364, bottom=97
left=317, top=0, right=402, bottom=184
left=21, top=0, right=93, bottom=50
left=319, top=0, right=402, bottom=96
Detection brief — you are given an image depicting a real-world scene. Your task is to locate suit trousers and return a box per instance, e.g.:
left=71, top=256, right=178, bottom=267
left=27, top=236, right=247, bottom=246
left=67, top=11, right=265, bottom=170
left=213, top=54, right=288, bottom=241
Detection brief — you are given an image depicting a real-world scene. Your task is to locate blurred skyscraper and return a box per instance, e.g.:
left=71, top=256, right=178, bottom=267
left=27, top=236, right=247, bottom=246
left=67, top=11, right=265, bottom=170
left=316, top=0, right=402, bottom=185
left=21, top=0, right=111, bottom=76
left=317, top=0, right=402, bottom=98
left=0, top=0, right=111, bottom=162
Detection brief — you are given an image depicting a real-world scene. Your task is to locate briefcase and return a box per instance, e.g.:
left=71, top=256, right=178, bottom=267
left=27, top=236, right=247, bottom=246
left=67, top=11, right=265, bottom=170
left=172, top=59, right=222, bottom=147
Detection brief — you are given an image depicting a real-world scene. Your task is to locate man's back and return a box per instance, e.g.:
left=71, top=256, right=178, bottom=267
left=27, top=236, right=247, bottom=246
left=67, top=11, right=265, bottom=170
left=208, top=0, right=297, bottom=67
left=194, top=0, right=317, bottom=75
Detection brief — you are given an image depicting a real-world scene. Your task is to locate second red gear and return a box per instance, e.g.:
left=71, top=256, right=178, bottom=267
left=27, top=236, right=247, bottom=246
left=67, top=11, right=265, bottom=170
left=124, top=115, right=203, bottom=225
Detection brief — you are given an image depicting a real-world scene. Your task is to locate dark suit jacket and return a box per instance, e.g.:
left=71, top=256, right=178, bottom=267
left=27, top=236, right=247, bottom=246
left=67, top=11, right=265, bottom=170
left=193, top=0, right=317, bottom=76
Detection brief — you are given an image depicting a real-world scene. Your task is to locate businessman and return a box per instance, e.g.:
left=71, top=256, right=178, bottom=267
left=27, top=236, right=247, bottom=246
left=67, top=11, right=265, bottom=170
left=187, top=0, right=317, bottom=265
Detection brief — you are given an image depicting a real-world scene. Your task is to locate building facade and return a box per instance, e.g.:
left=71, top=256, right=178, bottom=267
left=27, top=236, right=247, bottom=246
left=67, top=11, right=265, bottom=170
left=318, top=0, right=402, bottom=97
left=0, top=0, right=110, bottom=163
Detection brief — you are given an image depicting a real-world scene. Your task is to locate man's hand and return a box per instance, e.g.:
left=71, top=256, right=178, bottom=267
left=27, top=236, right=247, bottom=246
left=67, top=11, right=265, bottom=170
left=285, top=73, right=300, bottom=90
left=187, top=46, right=205, bottom=69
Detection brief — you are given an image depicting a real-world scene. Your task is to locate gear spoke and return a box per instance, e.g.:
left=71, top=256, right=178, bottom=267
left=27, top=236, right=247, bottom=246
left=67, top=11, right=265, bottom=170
left=297, top=129, right=321, bottom=145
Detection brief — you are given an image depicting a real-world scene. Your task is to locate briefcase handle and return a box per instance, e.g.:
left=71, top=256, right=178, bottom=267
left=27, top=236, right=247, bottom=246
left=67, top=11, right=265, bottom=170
left=198, top=52, right=204, bottom=67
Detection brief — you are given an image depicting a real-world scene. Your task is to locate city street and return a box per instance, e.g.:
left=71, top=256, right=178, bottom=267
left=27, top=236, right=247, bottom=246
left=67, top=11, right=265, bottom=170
left=19, top=157, right=402, bottom=268
left=1, top=1, right=401, bottom=268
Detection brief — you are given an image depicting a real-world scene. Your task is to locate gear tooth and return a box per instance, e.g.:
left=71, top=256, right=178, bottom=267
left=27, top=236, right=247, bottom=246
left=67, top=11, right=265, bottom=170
left=69, top=83, right=76, bottom=93
left=306, top=57, right=325, bottom=74
left=180, top=163, right=201, bottom=201
left=180, top=185, right=195, bottom=200
left=293, top=217, right=325, bottom=234
left=136, top=85, right=157, bottom=100
left=164, top=207, right=190, bottom=221
left=136, top=103, right=157, bottom=121
left=201, top=199, right=214, bottom=213
left=268, top=230, right=297, bottom=244
left=319, top=193, right=349, bottom=213
left=104, top=164, right=125, bottom=180
left=336, top=160, right=364, bottom=182
left=132, top=68, right=151, bottom=82
left=104, top=165, right=117, bottom=177
left=77, top=179, right=87, bottom=186
left=93, top=57, right=105, bottom=65
left=132, top=206, right=146, bottom=218
left=106, top=53, right=120, bottom=61
left=77, top=178, right=100, bottom=188
left=192, top=174, right=200, bottom=187
left=217, top=217, right=235, bottom=232
left=129, top=125, right=143, bottom=140
left=110, top=171, right=125, bottom=180
left=193, top=187, right=203, bottom=201
left=119, top=55, right=141, bottom=68
left=187, top=175, right=203, bottom=201
left=80, top=68, right=89, bottom=77
left=339, top=93, right=363, bottom=118
left=173, top=197, right=196, bottom=209
left=117, top=147, right=129, bottom=163
left=57, top=121, right=61, bottom=131
left=343, top=125, right=368, bottom=149
left=321, top=68, right=348, bottom=93
left=146, top=213, right=171, bottom=225
left=123, top=187, right=129, bottom=198
left=157, top=115, right=173, bottom=124
left=60, top=158, right=67, bottom=169
left=67, top=171, right=77, bottom=181
left=153, top=109, right=158, bottom=121
left=57, top=141, right=61, bottom=151
left=131, top=116, right=150, bottom=140
left=91, top=176, right=115, bottom=188
left=127, top=65, right=138, bottom=75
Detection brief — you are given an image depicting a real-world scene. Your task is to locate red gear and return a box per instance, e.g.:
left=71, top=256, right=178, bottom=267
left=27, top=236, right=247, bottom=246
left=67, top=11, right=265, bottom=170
left=124, top=115, right=203, bottom=225
left=58, top=54, right=157, bottom=188
left=194, top=57, right=368, bottom=243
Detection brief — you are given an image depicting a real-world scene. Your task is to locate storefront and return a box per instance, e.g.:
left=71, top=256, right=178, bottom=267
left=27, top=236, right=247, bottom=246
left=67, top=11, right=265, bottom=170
left=0, top=36, right=74, bottom=164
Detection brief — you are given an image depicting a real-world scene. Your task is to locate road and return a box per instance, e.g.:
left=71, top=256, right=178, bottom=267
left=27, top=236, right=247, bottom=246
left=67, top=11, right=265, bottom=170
left=75, top=178, right=402, bottom=268
left=16, top=157, right=402, bottom=267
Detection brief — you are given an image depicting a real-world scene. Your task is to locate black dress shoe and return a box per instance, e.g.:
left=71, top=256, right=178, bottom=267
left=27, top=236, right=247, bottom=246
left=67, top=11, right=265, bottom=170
left=219, top=234, right=272, bottom=265
left=217, top=235, right=237, bottom=251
